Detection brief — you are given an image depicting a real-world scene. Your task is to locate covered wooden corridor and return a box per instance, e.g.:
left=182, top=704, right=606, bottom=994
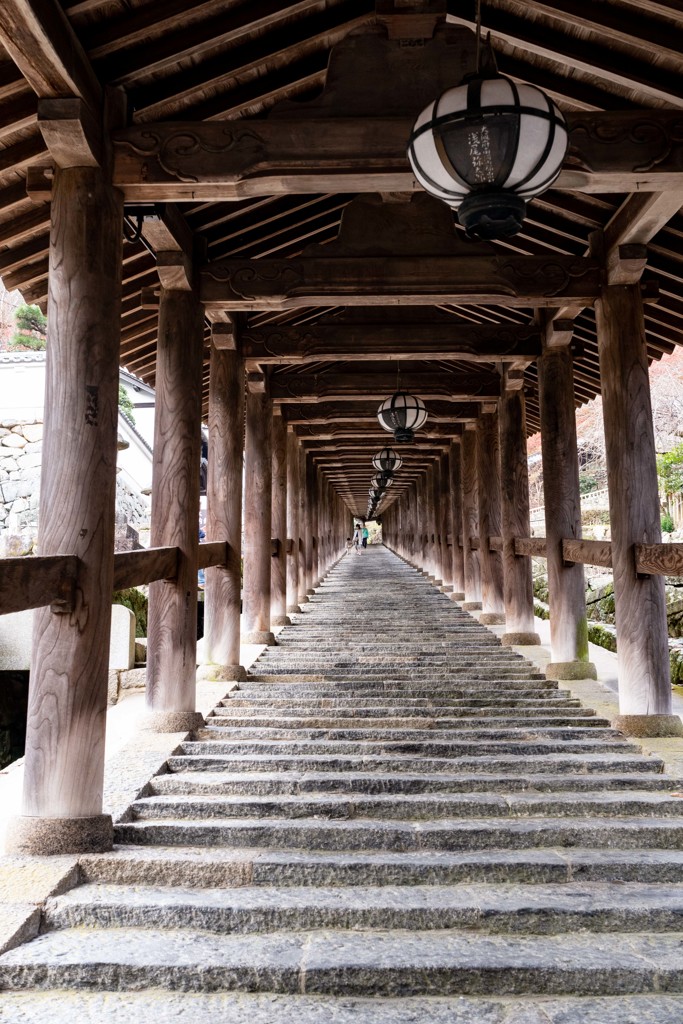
left=2, top=0, right=683, bottom=1015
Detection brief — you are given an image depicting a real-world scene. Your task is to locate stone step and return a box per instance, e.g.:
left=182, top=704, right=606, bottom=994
left=129, top=790, right=683, bottom=822
left=2, top=926, right=683, bottom=997
left=222, top=696, right=581, bottom=709
left=113, top=814, right=683, bottom=852
left=168, top=752, right=663, bottom=775
left=180, top=737, right=638, bottom=757
left=5, top=992, right=683, bottom=1024
left=78, top=845, right=683, bottom=888
left=41, top=880, right=683, bottom=936
left=207, top=714, right=606, bottom=730
left=196, top=724, right=617, bottom=741
left=150, top=770, right=681, bottom=797
left=238, top=684, right=565, bottom=696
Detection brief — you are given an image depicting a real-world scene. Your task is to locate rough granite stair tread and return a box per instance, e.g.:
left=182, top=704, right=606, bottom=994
left=2, top=993, right=683, bottom=1024
left=150, top=770, right=681, bottom=795
left=197, top=725, right=618, bottom=740
left=129, top=790, right=683, bottom=821
left=3, top=926, right=683, bottom=997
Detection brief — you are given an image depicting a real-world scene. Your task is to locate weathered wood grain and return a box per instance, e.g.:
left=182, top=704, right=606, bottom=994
left=449, top=440, right=465, bottom=596
left=461, top=426, right=481, bottom=605
left=146, top=287, right=204, bottom=713
left=538, top=344, right=591, bottom=666
left=203, top=347, right=244, bottom=669
left=596, top=279, right=672, bottom=713
left=562, top=538, right=613, bottom=568
left=271, top=408, right=288, bottom=623
left=477, top=410, right=505, bottom=620
left=500, top=386, right=537, bottom=635
left=22, top=166, right=122, bottom=824
left=243, top=389, right=273, bottom=638
left=439, top=451, right=452, bottom=589
left=635, top=543, right=683, bottom=576
left=0, top=554, right=78, bottom=614
left=297, top=444, right=308, bottom=606
left=514, top=537, right=548, bottom=558
left=286, top=427, right=300, bottom=613
left=197, top=541, right=229, bottom=571
left=113, top=546, right=178, bottom=589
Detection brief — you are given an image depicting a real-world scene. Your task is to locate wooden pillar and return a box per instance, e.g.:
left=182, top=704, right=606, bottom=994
left=449, top=438, right=465, bottom=600
left=461, top=424, right=482, bottom=610
left=243, top=387, right=275, bottom=645
left=538, top=343, right=596, bottom=679
left=499, top=377, right=540, bottom=645
left=477, top=409, right=506, bottom=625
left=271, top=408, right=290, bottom=627
left=146, top=288, right=205, bottom=731
left=595, top=280, right=682, bottom=736
left=297, top=446, right=309, bottom=605
left=8, top=167, right=123, bottom=856
left=305, top=454, right=316, bottom=594
left=200, top=345, right=246, bottom=681
left=286, top=427, right=301, bottom=614
left=424, top=466, right=436, bottom=579
left=431, top=460, right=443, bottom=585
left=440, top=451, right=453, bottom=591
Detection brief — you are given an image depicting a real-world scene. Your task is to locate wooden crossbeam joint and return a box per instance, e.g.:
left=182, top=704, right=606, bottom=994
left=37, top=97, right=101, bottom=168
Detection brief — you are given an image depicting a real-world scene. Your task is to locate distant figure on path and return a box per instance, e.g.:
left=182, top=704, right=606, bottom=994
left=362, top=524, right=369, bottom=548
left=353, top=523, right=363, bottom=553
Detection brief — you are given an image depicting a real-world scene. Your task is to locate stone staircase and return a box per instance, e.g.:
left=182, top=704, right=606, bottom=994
left=3, top=545, right=683, bottom=1021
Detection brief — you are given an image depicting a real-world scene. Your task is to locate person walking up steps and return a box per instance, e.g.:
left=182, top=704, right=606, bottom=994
left=352, top=522, right=363, bottom=553
left=362, top=523, right=369, bottom=548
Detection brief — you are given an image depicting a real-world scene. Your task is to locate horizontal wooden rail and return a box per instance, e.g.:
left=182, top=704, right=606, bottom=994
left=635, top=542, right=683, bottom=576
left=562, top=538, right=613, bottom=568
left=489, top=536, right=503, bottom=552
left=197, top=540, right=229, bottom=570
left=0, top=554, right=78, bottom=615
left=514, top=537, right=547, bottom=558
left=113, top=546, right=179, bottom=590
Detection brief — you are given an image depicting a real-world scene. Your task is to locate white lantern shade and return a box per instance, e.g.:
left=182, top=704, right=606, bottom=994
left=377, top=392, right=428, bottom=443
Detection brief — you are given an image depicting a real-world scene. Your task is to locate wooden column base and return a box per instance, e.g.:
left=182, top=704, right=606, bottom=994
left=272, top=615, right=292, bottom=627
left=5, top=814, right=113, bottom=855
left=461, top=601, right=482, bottom=611
left=196, top=664, right=247, bottom=683
left=501, top=631, right=541, bottom=646
left=546, top=661, right=598, bottom=681
left=612, top=714, right=683, bottom=737
left=480, top=612, right=506, bottom=625
left=144, top=710, right=205, bottom=733
left=243, top=631, right=277, bottom=645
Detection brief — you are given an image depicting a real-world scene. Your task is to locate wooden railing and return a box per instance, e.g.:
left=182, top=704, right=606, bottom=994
left=0, top=541, right=232, bottom=616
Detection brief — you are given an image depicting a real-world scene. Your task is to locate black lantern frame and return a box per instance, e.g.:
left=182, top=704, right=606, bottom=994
left=377, top=391, right=428, bottom=443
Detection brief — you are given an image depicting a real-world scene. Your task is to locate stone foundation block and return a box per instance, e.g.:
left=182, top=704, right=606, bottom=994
left=546, top=660, right=598, bottom=681
left=613, top=713, right=683, bottom=738
left=272, top=615, right=292, bottom=627
left=5, top=814, right=113, bottom=856
left=461, top=601, right=482, bottom=611
left=243, top=631, right=277, bottom=646
left=196, top=664, right=247, bottom=683
left=144, top=710, right=205, bottom=733
left=479, top=612, right=506, bottom=625
left=501, top=631, right=541, bottom=646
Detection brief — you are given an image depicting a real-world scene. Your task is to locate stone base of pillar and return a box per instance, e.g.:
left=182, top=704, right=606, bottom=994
left=545, top=661, right=598, bottom=681
left=612, top=713, right=683, bottom=738
left=272, top=615, right=292, bottom=627
left=450, top=592, right=465, bottom=601
left=287, top=604, right=303, bottom=614
left=461, top=601, right=482, bottom=611
left=197, top=663, right=247, bottom=683
left=5, top=813, right=113, bottom=855
left=243, top=630, right=277, bottom=646
left=298, top=596, right=310, bottom=604
left=306, top=589, right=316, bottom=596
left=501, top=631, right=541, bottom=647
left=145, top=710, right=205, bottom=733
left=480, top=612, right=506, bottom=625
left=440, top=585, right=453, bottom=593
left=433, top=579, right=443, bottom=587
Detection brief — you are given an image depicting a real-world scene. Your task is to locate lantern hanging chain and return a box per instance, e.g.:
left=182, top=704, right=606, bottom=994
left=475, top=0, right=482, bottom=75
left=396, top=359, right=401, bottom=393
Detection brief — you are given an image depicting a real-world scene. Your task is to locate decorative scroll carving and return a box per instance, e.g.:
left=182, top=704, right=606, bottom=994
left=497, top=258, right=602, bottom=300
left=117, top=125, right=266, bottom=184
left=568, top=113, right=683, bottom=175
left=204, top=261, right=304, bottom=302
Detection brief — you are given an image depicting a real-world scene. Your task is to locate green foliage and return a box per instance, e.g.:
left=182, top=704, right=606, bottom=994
left=11, top=304, right=47, bottom=350
left=118, top=384, right=136, bottom=425
left=578, top=472, right=598, bottom=495
left=113, top=588, right=148, bottom=638
left=662, top=513, right=675, bottom=534
left=657, top=442, right=683, bottom=498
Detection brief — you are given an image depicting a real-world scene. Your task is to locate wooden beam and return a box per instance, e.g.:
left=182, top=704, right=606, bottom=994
left=514, top=537, right=547, bottom=558
left=112, top=546, right=179, bottom=590
left=562, top=538, right=613, bottom=569
left=0, top=0, right=101, bottom=113
left=635, top=543, right=683, bottom=576
left=241, top=322, right=541, bottom=364
left=0, top=553, right=77, bottom=614
left=201, top=255, right=601, bottom=312
left=270, top=371, right=501, bottom=402
left=283, top=400, right=482, bottom=422
left=113, top=112, right=683, bottom=201
left=37, top=97, right=101, bottom=167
